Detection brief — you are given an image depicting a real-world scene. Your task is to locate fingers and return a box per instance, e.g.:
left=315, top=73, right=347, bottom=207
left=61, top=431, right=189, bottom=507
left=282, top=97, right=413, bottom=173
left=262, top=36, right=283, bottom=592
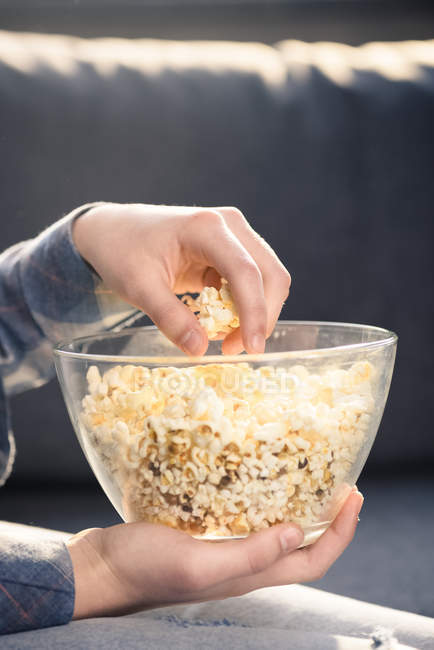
left=265, top=489, right=364, bottom=586
left=96, top=519, right=303, bottom=611
left=221, top=327, right=246, bottom=355
left=201, top=267, right=222, bottom=291
left=185, top=523, right=304, bottom=592
left=74, top=203, right=289, bottom=357
left=134, top=275, right=209, bottom=356
left=183, top=210, right=268, bottom=353
left=88, top=493, right=362, bottom=614
left=216, top=207, right=291, bottom=343
left=205, top=490, right=364, bottom=598
left=301, top=489, right=364, bottom=576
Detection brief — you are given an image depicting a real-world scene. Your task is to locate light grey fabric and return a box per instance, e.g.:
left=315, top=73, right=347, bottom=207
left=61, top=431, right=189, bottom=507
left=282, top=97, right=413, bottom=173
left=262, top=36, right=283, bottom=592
left=2, top=522, right=433, bottom=648
left=2, top=584, right=432, bottom=649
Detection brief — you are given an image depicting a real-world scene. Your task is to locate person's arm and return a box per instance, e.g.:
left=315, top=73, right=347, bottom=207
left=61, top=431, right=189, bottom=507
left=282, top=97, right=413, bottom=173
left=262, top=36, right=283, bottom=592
left=0, top=204, right=141, bottom=634
left=0, top=203, right=139, bottom=402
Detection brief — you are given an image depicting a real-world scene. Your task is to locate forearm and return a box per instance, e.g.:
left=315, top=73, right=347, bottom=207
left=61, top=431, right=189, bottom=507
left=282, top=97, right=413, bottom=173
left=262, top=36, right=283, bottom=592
left=0, top=204, right=139, bottom=396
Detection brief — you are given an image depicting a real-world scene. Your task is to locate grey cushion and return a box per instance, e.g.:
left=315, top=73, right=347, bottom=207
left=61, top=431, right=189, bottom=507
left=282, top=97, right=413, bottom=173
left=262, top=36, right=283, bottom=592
left=0, top=32, right=433, bottom=481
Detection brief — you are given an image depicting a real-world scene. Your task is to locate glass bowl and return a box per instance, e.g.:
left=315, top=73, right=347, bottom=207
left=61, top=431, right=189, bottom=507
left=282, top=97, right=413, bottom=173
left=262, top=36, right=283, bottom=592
left=54, top=321, right=397, bottom=545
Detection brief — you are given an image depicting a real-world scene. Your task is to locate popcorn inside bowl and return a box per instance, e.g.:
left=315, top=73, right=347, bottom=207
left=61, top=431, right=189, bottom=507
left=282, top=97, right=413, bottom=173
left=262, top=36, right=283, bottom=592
left=81, top=359, right=375, bottom=538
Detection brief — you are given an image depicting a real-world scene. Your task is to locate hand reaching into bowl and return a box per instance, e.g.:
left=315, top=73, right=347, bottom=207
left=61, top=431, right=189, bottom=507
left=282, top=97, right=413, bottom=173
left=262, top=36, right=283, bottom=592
left=72, top=203, right=291, bottom=356
left=67, top=489, right=363, bottom=620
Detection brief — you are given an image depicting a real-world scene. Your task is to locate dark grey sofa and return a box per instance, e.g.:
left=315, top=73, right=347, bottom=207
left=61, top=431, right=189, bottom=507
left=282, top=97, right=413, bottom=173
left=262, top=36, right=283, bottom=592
left=0, top=27, right=433, bottom=618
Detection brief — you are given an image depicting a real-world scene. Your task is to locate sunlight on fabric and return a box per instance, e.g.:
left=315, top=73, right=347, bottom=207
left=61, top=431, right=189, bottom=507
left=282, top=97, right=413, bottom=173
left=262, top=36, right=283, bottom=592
left=333, top=630, right=415, bottom=649
left=1, top=30, right=432, bottom=90
left=81, top=38, right=287, bottom=87
left=0, top=31, right=286, bottom=87
left=0, top=31, right=79, bottom=76
left=278, top=39, right=434, bottom=86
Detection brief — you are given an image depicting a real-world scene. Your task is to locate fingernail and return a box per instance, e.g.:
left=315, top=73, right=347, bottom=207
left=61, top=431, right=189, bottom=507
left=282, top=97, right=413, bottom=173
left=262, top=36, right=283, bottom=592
left=280, top=527, right=304, bottom=553
left=355, top=493, right=364, bottom=520
left=180, top=329, right=204, bottom=356
left=249, top=333, right=265, bottom=354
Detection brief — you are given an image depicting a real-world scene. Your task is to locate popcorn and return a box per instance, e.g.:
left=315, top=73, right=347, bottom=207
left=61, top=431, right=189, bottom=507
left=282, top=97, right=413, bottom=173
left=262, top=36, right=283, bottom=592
left=81, top=360, right=375, bottom=538
left=183, top=279, right=240, bottom=338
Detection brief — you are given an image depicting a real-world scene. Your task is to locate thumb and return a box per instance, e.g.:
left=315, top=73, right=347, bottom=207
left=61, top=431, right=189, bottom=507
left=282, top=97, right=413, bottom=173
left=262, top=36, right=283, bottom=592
left=194, top=523, right=304, bottom=587
left=138, top=277, right=208, bottom=356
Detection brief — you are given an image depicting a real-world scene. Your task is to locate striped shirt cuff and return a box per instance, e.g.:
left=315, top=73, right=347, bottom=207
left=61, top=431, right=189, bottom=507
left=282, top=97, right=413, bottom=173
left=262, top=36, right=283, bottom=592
left=0, top=524, right=74, bottom=634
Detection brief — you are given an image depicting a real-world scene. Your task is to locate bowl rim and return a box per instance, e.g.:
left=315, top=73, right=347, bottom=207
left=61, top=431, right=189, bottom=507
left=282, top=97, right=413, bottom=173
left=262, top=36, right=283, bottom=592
left=53, top=320, right=398, bottom=364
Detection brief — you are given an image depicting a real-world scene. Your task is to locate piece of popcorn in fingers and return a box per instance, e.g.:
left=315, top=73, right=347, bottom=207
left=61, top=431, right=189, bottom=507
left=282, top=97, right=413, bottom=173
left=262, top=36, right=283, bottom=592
left=183, top=279, right=239, bottom=339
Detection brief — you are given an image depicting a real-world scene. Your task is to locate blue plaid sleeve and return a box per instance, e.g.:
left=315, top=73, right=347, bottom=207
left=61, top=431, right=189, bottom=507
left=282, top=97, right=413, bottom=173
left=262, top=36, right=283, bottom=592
left=0, top=203, right=139, bottom=398
left=0, top=204, right=141, bottom=633
left=0, top=524, right=74, bottom=634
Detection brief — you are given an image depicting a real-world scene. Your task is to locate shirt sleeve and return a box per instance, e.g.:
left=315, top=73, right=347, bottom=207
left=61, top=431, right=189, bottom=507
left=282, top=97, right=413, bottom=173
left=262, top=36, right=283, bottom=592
left=0, top=524, right=74, bottom=634
left=0, top=204, right=141, bottom=633
left=0, top=203, right=140, bottom=397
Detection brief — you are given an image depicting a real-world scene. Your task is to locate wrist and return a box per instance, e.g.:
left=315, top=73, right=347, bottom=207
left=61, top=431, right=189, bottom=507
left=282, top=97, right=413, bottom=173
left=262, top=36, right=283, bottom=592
left=67, top=527, right=110, bottom=620
left=71, top=204, right=112, bottom=268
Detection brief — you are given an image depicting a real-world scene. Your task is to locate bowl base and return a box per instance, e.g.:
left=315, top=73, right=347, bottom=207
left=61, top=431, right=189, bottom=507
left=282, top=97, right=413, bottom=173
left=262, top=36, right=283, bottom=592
left=192, top=520, right=331, bottom=547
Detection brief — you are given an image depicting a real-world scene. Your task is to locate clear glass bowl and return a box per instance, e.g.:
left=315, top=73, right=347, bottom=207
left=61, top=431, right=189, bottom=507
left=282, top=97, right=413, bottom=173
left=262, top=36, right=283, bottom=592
left=54, top=321, right=397, bottom=545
